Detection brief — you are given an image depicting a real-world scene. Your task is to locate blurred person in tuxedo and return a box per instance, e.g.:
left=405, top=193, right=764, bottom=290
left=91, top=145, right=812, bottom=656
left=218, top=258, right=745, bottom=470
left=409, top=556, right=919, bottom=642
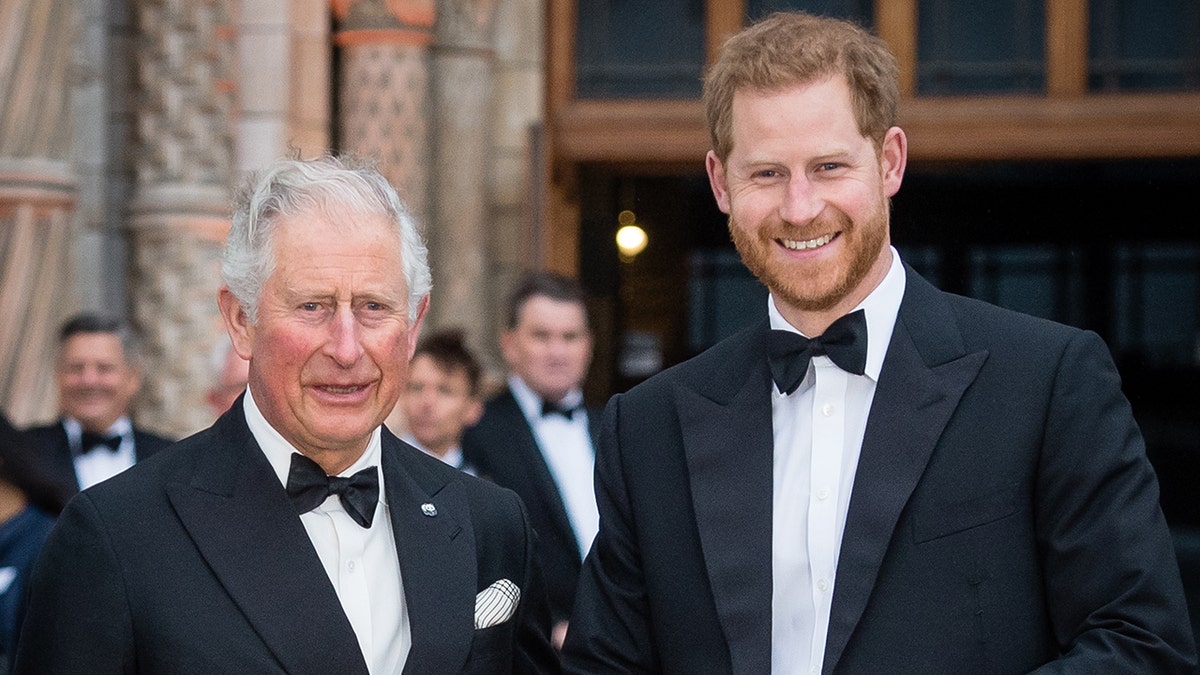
left=463, top=272, right=599, bottom=649
left=399, top=329, right=483, bottom=474
left=24, top=313, right=171, bottom=508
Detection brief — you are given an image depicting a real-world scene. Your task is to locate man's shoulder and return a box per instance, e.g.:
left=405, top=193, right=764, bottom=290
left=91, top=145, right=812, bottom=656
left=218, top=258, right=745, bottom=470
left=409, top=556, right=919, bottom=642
left=466, top=388, right=528, bottom=443
left=23, top=421, right=65, bottom=444
left=387, top=434, right=524, bottom=519
left=81, top=421, right=225, bottom=507
left=621, top=320, right=766, bottom=404
left=133, top=426, right=175, bottom=455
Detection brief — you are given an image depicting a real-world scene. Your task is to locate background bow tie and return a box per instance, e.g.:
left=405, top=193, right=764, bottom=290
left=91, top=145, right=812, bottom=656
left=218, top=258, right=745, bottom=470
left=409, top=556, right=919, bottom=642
left=541, top=399, right=579, bottom=420
left=285, top=453, right=379, bottom=528
left=767, top=309, right=868, bottom=395
left=80, top=432, right=122, bottom=454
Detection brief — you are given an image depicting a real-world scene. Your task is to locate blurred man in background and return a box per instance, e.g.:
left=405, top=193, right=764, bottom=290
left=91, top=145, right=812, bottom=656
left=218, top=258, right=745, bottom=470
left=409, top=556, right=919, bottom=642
left=24, top=313, right=171, bottom=507
left=463, top=272, right=599, bottom=648
left=399, top=329, right=482, bottom=474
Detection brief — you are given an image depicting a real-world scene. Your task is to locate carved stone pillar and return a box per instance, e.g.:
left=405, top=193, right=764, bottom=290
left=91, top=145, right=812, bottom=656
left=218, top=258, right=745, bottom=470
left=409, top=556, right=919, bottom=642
left=0, top=0, right=79, bottom=423
left=427, top=0, right=497, bottom=343
left=127, top=0, right=237, bottom=437
left=334, top=0, right=435, bottom=226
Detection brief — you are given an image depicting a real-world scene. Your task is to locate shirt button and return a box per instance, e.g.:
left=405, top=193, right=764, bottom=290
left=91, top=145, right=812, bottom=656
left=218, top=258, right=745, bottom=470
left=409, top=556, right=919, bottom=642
left=821, top=403, right=834, bottom=417
left=347, top=560, right=356, bottom=573
left=817, top=578, right=829, bottom=592
left=817, top=488, right=830, bottom=501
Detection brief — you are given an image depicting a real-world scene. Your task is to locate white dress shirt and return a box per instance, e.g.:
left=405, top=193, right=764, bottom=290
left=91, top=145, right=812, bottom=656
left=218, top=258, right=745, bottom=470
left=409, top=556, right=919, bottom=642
left=244, top=388, right=410, bottom=675
left=770, top=248, right=906, bottom=675
left=509, top=375, right=600, bottom=558
left=66, top=416, right=136, bottom=490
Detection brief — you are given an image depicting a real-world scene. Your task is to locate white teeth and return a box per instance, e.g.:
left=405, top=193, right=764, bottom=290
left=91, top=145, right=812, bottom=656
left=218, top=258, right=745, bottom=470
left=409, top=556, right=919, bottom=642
left=781, top=233, right=835, bottom=250
left=323, top=385, right=362, bottom=394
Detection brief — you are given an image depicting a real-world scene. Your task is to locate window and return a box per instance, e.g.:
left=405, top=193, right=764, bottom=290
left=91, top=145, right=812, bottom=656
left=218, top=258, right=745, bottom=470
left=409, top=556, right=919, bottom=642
left=917, top=0, right=1046, bottom=94
left=576, top=0, right=706, bottom=98
left=1089, top=0, right=1200, bottom=92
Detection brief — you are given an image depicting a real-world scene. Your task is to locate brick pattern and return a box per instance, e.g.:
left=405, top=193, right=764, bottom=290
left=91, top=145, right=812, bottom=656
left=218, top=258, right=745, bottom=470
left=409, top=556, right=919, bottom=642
left=127, top=0, right=237, bottom=438
left=340, top=44, right=431, bottom=225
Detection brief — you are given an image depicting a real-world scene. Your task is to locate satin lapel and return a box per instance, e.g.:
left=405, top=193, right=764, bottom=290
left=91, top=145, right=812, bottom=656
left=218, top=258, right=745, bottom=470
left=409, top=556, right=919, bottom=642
left=822, top=269, right=987, bottom=673
left=165, top=408, right=368, bottom=675
left=681, top=322, right=775, bottom=675
left=384, top=435, right=476, bottom=675
left=500, top=394, right=577, bottom=546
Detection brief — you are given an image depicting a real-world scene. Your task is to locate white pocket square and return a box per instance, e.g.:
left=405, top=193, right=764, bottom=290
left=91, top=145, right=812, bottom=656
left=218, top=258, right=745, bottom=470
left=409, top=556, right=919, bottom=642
left=474, top=578, right=521, bottom=629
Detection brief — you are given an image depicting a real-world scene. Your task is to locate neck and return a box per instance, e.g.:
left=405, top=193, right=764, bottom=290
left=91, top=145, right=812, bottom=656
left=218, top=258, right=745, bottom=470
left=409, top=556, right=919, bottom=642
left=779, top=247, right=892, bottom=335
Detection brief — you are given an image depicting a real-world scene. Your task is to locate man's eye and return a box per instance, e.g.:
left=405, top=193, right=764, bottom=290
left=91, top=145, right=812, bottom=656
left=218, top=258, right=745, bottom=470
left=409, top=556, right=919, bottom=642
left=365, top=302, right=384, bottom=311
left=818, top=162, right=841, bottom=171
left=301, top=302, right=320, bottom=311
left=756, top=169, right=779, bottom=179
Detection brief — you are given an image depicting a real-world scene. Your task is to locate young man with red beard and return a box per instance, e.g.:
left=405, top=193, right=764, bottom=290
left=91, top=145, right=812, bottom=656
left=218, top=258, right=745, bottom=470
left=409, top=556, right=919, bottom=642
left=562, top=11, right=1194, bottom=674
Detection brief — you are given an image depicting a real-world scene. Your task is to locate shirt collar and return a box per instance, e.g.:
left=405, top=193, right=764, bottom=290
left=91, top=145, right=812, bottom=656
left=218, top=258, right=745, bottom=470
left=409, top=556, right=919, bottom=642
left=242, top=386, right=385, bottom=502
left=507, top=374, right=584, bottom=422
left=64, top=415, right=132, bottom=445
left=767, top=246, right=906, bottom=382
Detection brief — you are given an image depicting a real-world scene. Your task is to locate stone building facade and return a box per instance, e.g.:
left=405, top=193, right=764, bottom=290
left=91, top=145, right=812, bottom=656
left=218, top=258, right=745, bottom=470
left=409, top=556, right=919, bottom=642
left=0, top=0, right=547, bottom=438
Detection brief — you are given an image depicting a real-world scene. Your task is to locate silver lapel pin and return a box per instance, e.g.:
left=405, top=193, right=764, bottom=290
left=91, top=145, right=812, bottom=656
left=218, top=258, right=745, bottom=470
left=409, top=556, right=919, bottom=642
left=421, top=502, right=438, bottom=517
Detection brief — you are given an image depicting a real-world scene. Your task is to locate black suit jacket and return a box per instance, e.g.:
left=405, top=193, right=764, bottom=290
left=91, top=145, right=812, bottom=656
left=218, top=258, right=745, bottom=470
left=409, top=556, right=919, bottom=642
left=462, top=389, right=601, bottom=624
left=24, top=420, right=171, bottom=513
left=563, top=265, right=1196, bottom=673
left=15, top=402, right=559, bottom=674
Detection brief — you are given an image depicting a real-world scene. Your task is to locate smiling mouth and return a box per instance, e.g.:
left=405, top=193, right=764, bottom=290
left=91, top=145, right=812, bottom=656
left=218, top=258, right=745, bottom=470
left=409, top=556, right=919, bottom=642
left=319, top=384, right=368, bottom=395
left=779, top=233, right=836, bottom=250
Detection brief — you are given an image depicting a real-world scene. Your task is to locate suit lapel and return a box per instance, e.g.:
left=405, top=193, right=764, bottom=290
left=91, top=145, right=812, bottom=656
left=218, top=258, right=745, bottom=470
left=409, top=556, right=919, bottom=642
left=49, top=422, right=81, bottom=491
left=165, top=407, right=369, bottom=675
left=499, top=393, right=578, bottom=547
left=681, top=322, right=775, bottom=675
left=822, top=268, right=987, bottom=672
left=383, top=433, right=477, bottom=675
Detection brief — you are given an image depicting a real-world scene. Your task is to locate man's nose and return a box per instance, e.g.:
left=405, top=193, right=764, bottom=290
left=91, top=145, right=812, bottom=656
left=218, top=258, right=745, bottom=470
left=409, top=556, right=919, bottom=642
left=778, top=174, right=823, bottom=225
left=325, top=307, right=365, bottom=366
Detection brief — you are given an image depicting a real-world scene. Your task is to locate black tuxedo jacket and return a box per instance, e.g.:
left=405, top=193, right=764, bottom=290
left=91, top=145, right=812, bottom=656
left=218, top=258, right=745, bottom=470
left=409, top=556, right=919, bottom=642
left=563, top=266, right=1195, bottom=673
left=15, top=403, right=559, bottom=674
left=23, top=419, right=171, bottom=513
left=462, top=389, right=601, bottom=624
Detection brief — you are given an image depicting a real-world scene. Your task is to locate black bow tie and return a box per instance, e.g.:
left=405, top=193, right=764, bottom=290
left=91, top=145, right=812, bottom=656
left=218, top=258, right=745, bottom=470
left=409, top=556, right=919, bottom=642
left=80, top=432, right=123, bottom=454
left=541, top=399, right=579, bottom=420
left=767, top=309, right=868, bottom=395
left=285, top=453, right=380, bottom=528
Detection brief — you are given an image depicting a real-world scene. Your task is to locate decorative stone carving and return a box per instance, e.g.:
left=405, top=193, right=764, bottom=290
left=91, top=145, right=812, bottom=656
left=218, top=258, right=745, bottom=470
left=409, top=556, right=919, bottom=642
left=335, top=0, right=436, bottom=226
left=127, top=0, right=236, bottom=437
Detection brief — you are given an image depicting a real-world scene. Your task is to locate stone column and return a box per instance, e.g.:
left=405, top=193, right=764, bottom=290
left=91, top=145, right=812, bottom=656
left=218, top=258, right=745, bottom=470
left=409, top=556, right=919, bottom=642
left=0, top=0, right=79, bottom=423
left=427, top=0, right=497, bottom=343
left=127, top=0, right=237, bottom=437
left=334, top=0, right=435, bottom=226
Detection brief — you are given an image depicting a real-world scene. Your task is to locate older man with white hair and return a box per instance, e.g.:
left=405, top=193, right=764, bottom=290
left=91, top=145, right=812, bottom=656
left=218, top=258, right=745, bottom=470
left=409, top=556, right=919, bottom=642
left=16, top=155, right=559, bottom=674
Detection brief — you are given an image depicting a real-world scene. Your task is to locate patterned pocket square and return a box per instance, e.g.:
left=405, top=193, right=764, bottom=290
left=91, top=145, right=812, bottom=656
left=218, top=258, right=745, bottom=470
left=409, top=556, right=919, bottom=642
left=474, top=578, right=521, bottom=629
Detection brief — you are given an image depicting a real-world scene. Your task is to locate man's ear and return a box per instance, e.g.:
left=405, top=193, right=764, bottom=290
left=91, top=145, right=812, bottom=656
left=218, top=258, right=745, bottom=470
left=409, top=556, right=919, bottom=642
left=880, top=126, right=908, bottom=198
left=217, top=287, right=254, bottom=360
left=705, top=150, right=733, bottom=214
left=406, top=295, right=431, bottom=360
left=464, top=398, right=484, bottom=427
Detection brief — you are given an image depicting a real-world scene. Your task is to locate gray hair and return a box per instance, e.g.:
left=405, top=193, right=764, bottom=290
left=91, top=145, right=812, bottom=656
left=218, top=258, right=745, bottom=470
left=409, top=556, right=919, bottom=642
left=221, top=155, right=431, bottom=323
